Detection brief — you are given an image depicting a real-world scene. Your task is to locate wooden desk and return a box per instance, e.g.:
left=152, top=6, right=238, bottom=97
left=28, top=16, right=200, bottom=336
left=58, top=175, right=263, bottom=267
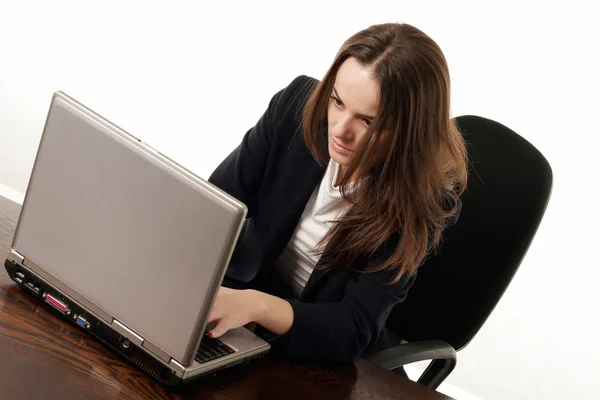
left=0, top=195, right=451, bottom=400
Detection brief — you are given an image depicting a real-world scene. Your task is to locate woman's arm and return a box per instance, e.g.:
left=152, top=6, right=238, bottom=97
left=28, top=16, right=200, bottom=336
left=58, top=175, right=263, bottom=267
left=207, top=268, right=416, bottom=364
left=207, top=287, right=293, bottom=338
left=254, top=291, right=295, bottom=335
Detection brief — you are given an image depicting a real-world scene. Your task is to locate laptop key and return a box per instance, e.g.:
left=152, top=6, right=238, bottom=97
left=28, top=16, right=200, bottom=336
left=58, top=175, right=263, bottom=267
left=204, top=347, right=220, bottom=359
left=199, top=343, right=219, bottom=359
left=196, top=351, right=210, bottom=363
left=195, top=333, right=236, bottom=363
left=212, top=345, right=228, bottom=356
left=218, top=345, right=234, bottom=355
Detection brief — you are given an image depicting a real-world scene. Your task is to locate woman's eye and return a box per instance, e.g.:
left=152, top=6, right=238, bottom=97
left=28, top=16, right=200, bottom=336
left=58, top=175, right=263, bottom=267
left=363, top=118, right=372, bottom=127
left=331, top=96, right=342, bottom=107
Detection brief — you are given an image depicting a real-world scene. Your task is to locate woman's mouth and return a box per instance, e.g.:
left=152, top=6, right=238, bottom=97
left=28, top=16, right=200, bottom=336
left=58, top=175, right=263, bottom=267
left=331, top=139, right=353, bottom=156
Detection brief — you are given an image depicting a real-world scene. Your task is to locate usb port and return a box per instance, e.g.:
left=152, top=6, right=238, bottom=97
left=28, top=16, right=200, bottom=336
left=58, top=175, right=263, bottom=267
left=16, top=271, right=25, bottom=279
left=25, top=281, right=40, bottom=295
left=14, top=276, right=23, bottom=284
left=75, top=315, right=88, bottom=328
left=44, top=293, right=70, bottom=314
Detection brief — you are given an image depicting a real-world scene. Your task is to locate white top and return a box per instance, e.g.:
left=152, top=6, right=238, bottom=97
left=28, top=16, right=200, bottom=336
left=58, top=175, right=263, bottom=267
left=275, top=159, right=349, bottom=297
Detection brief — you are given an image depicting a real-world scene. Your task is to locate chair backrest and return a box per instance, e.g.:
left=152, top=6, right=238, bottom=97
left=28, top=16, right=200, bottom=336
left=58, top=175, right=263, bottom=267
left=387, top=115, right=553, bottom=351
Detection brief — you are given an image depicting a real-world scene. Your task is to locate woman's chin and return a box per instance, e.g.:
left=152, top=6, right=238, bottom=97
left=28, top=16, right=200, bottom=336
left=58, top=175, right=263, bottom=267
left=328, top=148, right=349, bottom=166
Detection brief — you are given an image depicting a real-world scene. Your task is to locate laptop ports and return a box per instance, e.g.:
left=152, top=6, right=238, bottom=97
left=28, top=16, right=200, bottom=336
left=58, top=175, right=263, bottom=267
left=75, top=315, right=90, bottom=329
left=43, top=293, right=70, bottom=315
left=24, top=281, right=40, bottom=295
left=13, top=270, right=25, bottom=284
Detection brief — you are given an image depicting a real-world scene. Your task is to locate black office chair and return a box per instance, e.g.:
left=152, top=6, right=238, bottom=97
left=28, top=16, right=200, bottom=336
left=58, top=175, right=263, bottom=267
left=364, top=115, right=553, bottom=389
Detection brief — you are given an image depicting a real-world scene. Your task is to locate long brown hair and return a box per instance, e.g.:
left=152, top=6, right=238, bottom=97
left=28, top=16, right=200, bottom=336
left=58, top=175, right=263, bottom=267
left=303, top=23, right=468, bottom=283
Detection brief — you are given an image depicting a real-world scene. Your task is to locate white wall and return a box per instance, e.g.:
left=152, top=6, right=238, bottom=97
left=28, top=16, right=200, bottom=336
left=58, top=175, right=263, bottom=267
left=1, top=1, right=599, bottom=399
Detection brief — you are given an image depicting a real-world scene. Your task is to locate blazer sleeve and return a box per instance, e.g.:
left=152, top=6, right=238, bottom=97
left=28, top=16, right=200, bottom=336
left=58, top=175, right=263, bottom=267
left=208, top=76, right=311, bottom=217
left=263, top=199, right=460, bottom=363
left=270, top=269, right=416, bottom=363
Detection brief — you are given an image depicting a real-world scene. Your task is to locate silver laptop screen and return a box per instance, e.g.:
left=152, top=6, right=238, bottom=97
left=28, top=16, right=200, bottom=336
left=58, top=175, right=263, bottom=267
left=12, top=96, right=243, bottom=365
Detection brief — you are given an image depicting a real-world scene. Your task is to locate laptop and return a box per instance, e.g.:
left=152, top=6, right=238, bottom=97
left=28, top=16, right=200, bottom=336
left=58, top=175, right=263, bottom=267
left=3, top=91, right=270, bottom=385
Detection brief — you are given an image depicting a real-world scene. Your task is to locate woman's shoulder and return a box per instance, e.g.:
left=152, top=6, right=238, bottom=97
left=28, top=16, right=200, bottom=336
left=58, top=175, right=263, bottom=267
left=282, top=75, right=320, bottom=101
left=264, top=75, right=320, bottom=148
left=269, top=75, right=319, bottom=125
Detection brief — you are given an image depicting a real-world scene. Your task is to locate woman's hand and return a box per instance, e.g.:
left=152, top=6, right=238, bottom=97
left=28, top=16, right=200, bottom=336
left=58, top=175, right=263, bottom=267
left=207, top=287, right=295, bottom=338
left=207, top=287, right=263, bottom=338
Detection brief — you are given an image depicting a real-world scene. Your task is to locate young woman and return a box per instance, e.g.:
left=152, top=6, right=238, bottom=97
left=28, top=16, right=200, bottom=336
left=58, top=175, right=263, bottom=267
left=207, top=22, right=468, bottom=364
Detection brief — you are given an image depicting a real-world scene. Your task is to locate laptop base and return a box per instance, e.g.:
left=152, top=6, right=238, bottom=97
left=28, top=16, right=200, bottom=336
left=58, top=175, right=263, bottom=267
left=4, top=258, right=267, bottom=386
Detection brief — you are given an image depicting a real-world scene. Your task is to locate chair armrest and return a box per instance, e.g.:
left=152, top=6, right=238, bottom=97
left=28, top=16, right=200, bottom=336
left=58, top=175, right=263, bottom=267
left=363, top=340, right=457, bottom=389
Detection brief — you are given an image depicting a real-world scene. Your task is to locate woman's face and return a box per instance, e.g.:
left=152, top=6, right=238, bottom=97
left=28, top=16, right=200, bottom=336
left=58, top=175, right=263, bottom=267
left=327, top=57, right=380, bottom=177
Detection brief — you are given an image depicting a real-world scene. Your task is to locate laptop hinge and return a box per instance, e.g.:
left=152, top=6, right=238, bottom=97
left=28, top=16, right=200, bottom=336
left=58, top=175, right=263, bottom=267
left=142, top=340, right=171, bottom=364
left=111, top=319, right=144, bottom=347
left=8, top=249, right=24, bottom=265
left=168, top=358, right=185, bottom=376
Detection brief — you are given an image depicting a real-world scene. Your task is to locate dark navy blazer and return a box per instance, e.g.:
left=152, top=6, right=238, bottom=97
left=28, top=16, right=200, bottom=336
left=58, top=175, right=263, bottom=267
left=208, top=75, right=456, bottom=363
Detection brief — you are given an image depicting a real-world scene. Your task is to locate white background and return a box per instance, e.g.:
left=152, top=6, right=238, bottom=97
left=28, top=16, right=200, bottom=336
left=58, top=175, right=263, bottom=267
left=1, top=1, right=599, bottom=399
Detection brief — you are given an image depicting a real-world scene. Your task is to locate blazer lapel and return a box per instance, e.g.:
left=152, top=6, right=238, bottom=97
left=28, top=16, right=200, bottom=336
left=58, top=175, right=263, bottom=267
left=300, top=261, right=331, bottom=301
left=278, top=126, right=328, bottom=220
left=279, top=125, right=332, bottom=301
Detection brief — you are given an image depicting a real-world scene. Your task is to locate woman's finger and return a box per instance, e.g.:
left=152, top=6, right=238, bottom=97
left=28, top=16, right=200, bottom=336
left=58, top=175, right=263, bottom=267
left=209, top=319, right=228, bottom=338
left=208, top=298, right=225, bottom=323
left=208, top=307, right=220, bottom=323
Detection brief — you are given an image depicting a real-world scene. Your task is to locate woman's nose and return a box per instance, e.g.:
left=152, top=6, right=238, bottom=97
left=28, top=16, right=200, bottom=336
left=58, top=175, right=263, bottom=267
left=332, top=115, right=355, bottom=142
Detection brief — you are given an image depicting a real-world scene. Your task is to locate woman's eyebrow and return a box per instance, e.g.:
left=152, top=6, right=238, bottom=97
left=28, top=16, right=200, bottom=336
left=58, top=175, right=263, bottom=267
left=332, top=87, right=375, bottom=120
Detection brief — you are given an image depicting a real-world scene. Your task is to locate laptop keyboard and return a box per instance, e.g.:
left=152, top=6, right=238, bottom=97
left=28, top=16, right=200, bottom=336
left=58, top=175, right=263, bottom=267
left=195, top=333, right=235, bottom=364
